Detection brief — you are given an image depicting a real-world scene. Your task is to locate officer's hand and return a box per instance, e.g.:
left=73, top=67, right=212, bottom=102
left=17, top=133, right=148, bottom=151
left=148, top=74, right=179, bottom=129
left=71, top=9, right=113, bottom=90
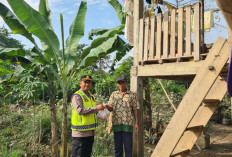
left=96, top=105, right=105, bottom=111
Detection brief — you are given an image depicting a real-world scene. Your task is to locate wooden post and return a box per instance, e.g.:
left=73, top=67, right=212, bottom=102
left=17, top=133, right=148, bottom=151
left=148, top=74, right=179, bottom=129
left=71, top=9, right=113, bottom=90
left=194, top=3, right=200, bottom=61
left=131, top=68, right=143, bottom=157
left=132, top=0, right=144, bottom=157
left=199, top=0, right=204, bottom=54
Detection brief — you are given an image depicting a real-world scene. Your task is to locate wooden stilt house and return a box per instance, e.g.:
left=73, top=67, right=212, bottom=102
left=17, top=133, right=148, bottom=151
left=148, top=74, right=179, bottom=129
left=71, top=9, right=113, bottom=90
left=130, top=0, right=232, bottom=156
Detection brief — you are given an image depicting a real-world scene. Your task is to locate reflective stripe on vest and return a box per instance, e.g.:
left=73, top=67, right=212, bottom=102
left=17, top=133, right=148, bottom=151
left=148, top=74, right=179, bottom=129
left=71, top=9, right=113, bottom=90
left=71, top=90, right=98, bottom=131
left=71, top=123, right=98, bottom=130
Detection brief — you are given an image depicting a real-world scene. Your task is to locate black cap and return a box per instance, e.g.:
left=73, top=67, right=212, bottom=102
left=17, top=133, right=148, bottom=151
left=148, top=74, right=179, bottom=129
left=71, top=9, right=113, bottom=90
left=80, top=75, right=92, bottom=82
left=117, top=76, right=127, bottom=82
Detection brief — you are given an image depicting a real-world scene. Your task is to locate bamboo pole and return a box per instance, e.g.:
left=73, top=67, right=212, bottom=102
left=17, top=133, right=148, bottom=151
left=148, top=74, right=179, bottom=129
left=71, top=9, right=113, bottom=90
left=157, top=79, right=177, bottom=111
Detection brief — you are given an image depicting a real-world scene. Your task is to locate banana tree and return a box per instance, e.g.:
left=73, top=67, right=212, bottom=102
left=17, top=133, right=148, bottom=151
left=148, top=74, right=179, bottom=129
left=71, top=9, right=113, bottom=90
left=88, top=0, right=133, bottom=70
left=0, top=0, right=131, bottom=156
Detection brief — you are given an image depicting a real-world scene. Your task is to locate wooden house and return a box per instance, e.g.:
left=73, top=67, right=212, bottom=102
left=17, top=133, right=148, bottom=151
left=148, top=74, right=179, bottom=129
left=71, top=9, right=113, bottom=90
left=130, top=0, right=232, bottom=156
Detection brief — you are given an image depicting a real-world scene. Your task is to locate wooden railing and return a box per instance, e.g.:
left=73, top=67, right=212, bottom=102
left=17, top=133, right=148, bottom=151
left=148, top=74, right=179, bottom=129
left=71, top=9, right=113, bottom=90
left=139, top=2, right=204, bottom=65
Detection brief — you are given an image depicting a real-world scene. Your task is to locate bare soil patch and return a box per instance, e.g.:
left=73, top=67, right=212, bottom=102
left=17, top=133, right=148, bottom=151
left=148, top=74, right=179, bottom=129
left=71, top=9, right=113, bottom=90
left=145, top=123, right=232, bottom=157
left=189, top=123, right=232, bottom=157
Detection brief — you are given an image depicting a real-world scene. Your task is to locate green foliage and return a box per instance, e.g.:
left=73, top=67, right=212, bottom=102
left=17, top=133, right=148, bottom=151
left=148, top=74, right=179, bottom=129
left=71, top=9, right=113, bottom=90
left=212, top=93, right=232, bottom=121
left=149, top=79, right=188, bottom=106
left=0, top=27, right=24, bottom=48
left=0, top=103, right=115, bottom=156
left=0, top=105, right=59, bottom=156
left=92, top=121, right=114, bottom=157
left=113, top=56, right=133, bottom=85
left=6, top=69, right=49, bottom=104
left=0, top=59, right=14, bottom=78
left=0, top=145, right=26, bottom=157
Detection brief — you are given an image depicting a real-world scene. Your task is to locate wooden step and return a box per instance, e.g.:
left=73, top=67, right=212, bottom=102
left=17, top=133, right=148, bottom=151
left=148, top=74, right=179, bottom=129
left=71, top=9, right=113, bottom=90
left=186, top=125, right=204, bottom=130
left=202, top=99, right=220, bottom=104
left=171, top=128, right=202, bottom=156
left=171, top=147, right=190, bottom=156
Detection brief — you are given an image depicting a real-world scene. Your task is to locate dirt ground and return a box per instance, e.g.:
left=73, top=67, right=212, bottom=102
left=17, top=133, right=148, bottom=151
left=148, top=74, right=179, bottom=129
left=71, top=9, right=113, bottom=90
left=189, top=123, right=232, bottom=157
left=145, top=123, right=232, bottom=157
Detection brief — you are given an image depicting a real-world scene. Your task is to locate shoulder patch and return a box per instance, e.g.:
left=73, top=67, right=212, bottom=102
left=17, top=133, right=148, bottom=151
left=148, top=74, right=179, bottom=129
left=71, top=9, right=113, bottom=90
left=76, top=96, right=81, bottom=101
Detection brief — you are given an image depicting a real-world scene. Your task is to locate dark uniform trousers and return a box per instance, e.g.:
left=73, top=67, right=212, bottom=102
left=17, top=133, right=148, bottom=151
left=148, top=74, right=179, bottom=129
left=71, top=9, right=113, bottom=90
left=72, top=136, right=94, bottom=157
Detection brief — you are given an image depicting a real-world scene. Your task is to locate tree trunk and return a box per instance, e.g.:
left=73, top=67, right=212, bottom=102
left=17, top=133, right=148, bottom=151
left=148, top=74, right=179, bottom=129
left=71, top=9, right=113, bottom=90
left=60, top=84, right=68, bottom=157
left=49, top=80, right=59, bottom=157
left=39, top=89, right=44, bottom=143
left=144, top=78, right=152, bottom=131
left=60, top=103, right=68, bottom=157
left=33, top=100, right=36, bottom=154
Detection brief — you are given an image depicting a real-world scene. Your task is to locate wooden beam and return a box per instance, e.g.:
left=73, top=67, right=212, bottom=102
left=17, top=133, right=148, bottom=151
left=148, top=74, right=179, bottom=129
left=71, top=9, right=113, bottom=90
left=199, top=0, right=205, bottom=58
left=144, top=17, right=149, bottom=61
left=186, top=6, right=191, bottom=56
left=163, top=11, right=169, bottom=58
left=170, top=9, right=176, bottom=57
left=158, top=79, right=177, bottom=111
left=150, top=16, right=156, bottom=60
left=138, top=19, right=144, bottom=62
left=156, top=13, right=162, bottom=60
left=138, top=61, right=204, bottom=77
left=133, top=0, right=143, bottom=65
left=178, top=7, right=184, bottom=57
left=132, top=0, right=144, bottom=156
left=131, top=68, right=143, bottom=157
left=194, top=3, right=200, bottom=61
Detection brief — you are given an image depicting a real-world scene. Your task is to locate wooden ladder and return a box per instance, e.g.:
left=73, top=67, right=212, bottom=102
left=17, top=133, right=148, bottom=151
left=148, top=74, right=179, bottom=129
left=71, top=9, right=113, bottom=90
left=151, top=37, right=231, bottom=157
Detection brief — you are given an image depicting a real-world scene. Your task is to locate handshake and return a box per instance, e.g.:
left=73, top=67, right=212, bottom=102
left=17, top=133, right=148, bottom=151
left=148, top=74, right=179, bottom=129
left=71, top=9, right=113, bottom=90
left=96, top=104, right=105, bottom=111
left=96, top=104, right=113, bottom=112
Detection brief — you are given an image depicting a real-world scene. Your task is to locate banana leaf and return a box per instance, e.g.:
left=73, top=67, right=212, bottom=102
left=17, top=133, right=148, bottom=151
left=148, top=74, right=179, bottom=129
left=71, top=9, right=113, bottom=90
left=0, top=47, right=28, bottom=57
left=30, top=46, right=48, bottom=64
left=64, top=1, right=87, bottom=72
left=65, top=1, right=87, bottom=57
left=80, top=25, right=125, bottom=60
left=78, top=35, right=130, bottom=70
left=107, top=0, right=126, bottom=25
left=7, top=0, right=60, bottom=61
left=111, top=43, right=132, bottom=69
left=0, top=2, right=36, bottom=45
left=11, top=56, right=32, bottom=70
left=88, top=29, right=109, bottom=40
left=39, top=0, right=53, bottom=30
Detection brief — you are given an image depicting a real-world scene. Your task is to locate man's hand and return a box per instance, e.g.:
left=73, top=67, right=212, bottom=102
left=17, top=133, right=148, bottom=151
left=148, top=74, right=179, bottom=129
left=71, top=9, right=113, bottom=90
left=96, top=104, right=105, bottom=111
left=105, top=105, right=113, bottom=112
left=135, top=124, right=139, bottom=132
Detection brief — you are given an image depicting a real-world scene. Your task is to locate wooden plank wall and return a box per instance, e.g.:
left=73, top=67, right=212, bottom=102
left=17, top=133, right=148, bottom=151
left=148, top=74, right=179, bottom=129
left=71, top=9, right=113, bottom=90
left=138, top=3, right=201, bottom=64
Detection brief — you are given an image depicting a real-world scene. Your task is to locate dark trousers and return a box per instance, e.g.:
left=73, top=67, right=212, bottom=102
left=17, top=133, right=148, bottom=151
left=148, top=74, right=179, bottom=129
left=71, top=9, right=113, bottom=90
left=72, top=136, right=94, bottom=157
left=114, top=131, right=132, bottom=157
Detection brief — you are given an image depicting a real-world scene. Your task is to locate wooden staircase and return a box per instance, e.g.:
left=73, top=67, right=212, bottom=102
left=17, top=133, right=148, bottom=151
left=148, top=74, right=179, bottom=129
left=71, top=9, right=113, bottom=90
left=151, top=37, right=231, bottom=157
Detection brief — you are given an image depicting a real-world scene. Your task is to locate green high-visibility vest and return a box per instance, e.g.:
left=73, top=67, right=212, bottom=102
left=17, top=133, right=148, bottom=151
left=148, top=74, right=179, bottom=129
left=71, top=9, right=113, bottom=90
left=71, top=90, right=98, bottom=131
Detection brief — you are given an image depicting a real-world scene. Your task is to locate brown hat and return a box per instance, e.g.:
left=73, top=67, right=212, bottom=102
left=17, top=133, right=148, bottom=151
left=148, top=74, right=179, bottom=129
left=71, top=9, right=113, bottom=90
left=117, top=76, right=127, bottom=82
left=80, top=75, right=92, bottom=82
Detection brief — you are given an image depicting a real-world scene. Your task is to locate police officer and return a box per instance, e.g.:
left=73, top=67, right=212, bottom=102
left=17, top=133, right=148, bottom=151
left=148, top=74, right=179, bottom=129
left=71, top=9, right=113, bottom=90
left=71, top=75, right=105, bottom=157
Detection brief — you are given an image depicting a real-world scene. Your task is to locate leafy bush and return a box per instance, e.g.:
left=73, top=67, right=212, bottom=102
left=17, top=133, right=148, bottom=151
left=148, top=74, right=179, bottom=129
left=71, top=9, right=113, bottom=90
left=0, top=144, right=26, bottom=157
left=92, top=120, right=114, bottom=157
